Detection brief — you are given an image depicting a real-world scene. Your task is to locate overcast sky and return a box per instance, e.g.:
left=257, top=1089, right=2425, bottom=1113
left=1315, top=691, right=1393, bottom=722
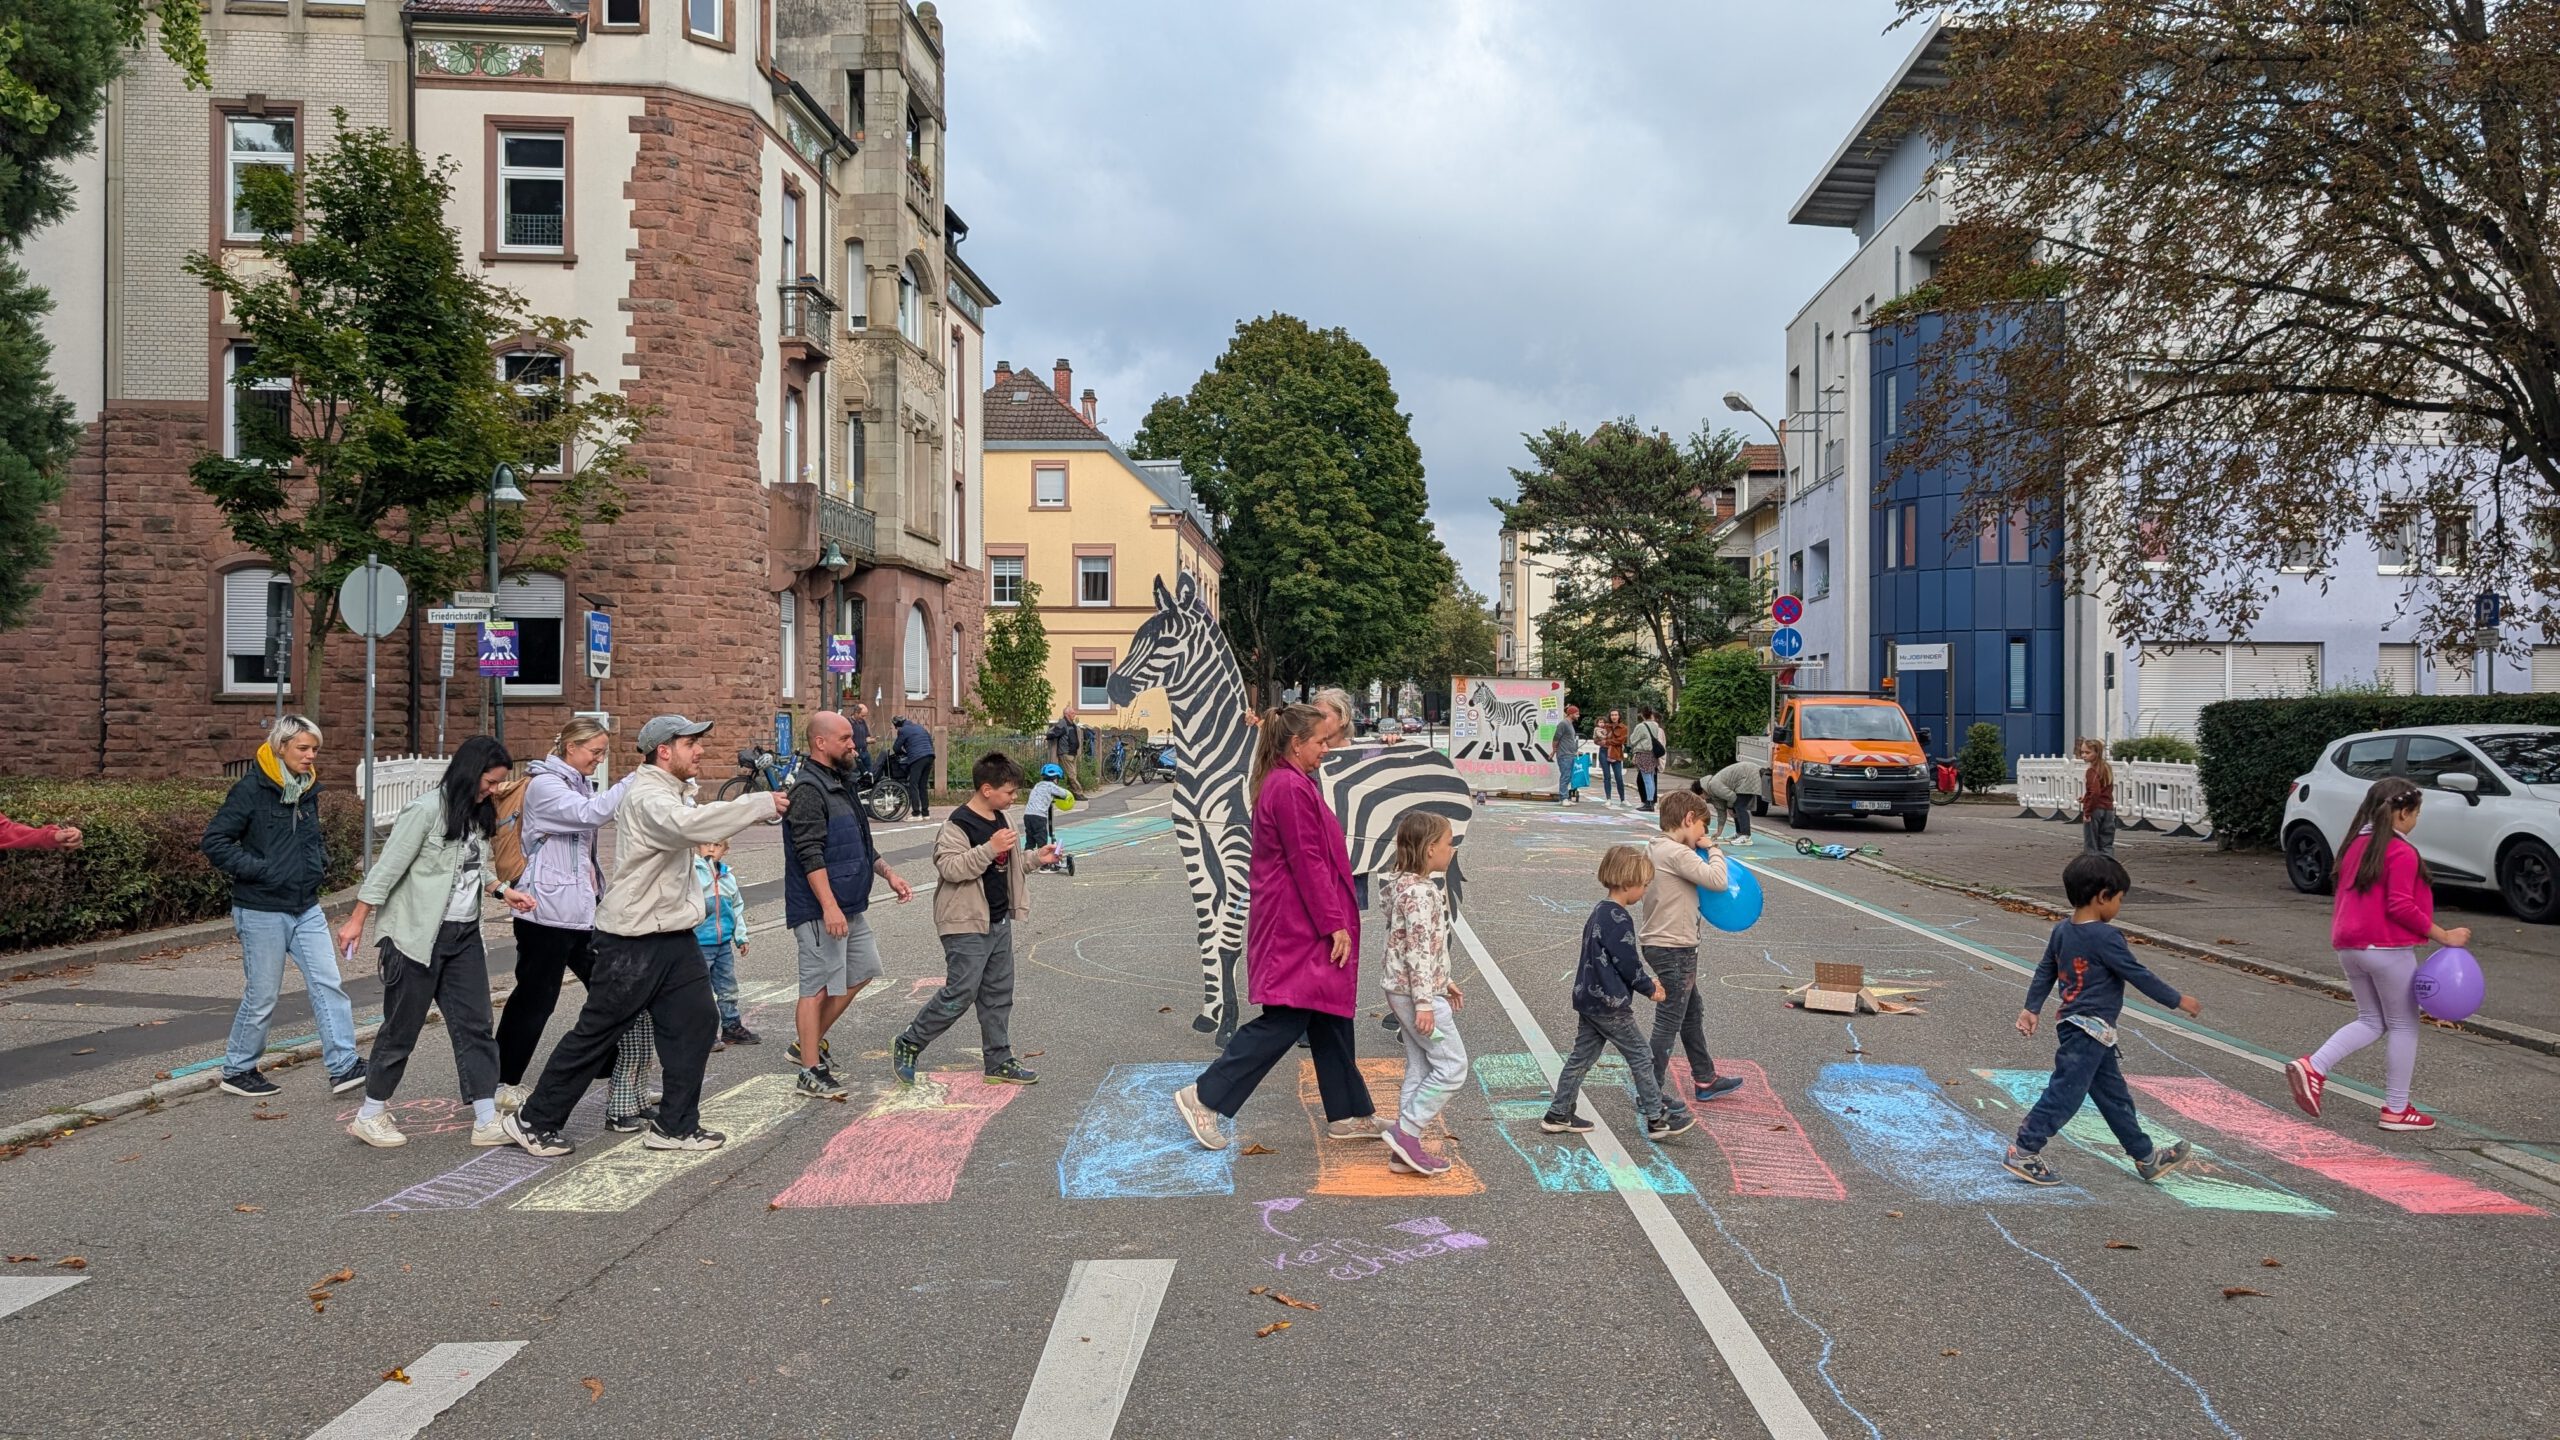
left=942, top=1, right=1921, bottom=595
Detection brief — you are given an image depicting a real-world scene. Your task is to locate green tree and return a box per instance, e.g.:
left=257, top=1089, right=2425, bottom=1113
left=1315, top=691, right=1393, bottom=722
left=1957, top=722, right=2009, bottom=795
left=972, top=578, right=1054, bottom=732
left=1535, top=603, right=1655, bottom=722
left=188, top=115, right=640, bottom=713
left=1401, top=576, right=1497, bottom=710
left=1671, top=645, right=1772, bottom=771
left=1131, top=314, right=1449, bottom=700
left=1495, top=420, right=1763, bottom=708
left=0, top=0, right=206, bottom=630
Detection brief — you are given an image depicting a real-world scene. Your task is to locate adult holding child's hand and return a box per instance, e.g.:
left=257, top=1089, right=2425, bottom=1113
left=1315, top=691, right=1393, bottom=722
left=1173, top=703, right=1386, bottom=1150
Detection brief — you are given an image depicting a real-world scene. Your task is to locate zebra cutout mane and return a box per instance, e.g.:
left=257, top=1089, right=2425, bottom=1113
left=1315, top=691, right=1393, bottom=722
left=1107, top=571, right=1474, bottom=1043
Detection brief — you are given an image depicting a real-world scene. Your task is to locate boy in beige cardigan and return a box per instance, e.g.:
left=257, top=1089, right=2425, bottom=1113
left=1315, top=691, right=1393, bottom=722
left=893, top=752, right=1058, bottom=1087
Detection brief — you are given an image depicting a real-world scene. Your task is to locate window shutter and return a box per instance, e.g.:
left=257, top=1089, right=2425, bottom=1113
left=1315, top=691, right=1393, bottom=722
left=496, top=572, right=566, bottom=619
left=2229, top=643, right=2320, bottom=700
left=223, top=568, right=278, bottom=654
left=2377, top=644, right=2418, bottom=694
left=2137, top=645, right=2227, bottom=738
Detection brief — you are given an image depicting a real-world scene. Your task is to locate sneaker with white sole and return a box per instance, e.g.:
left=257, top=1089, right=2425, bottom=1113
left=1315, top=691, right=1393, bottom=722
left=1538, top=1113, right=1595, bottom=1135
left=468, top=1121, right=511, bottom=1148
left=502, top=1112, right=574, bottom=1158
left=642, top=1122, right=727, bottom=1151
left=1325, top=1115, right=1389, bottom=1142
left=494, top=1083, right=531, bottom=1116
left=2135, top=1138, right=2192, bottom=1183
left=2378, top=1105, right=2436, bottom=1132
left=796, top=1066, right=848, bottom=1099
left=2003, top=1146, right=2061, bottom=1186
left=1173, top=1084, right=1229, bottom=1150
left=346, top=1112, right=407, bottom=1149
left=2285, top=1056, right=2325, bottom=1118
left=328, top=1058, right=369, bottom=1095
left=220, top=1069, right=280, bottom=1099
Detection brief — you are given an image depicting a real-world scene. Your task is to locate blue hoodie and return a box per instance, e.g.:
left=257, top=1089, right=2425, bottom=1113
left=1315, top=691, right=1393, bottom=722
left=1572, top=900, right=1654, bottom=1016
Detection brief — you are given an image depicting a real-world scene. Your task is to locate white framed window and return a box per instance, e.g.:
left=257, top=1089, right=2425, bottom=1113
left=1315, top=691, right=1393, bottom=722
left=1077, top=660, right=1110, bottom=710
left=780, top=187, right=800, bottom=281
left=1033, top=465, right=1066, bottom=508
left=221, top=567, right=288, bottom=695
left=496, top=571, right=566, bottom=697
left=780, top=590, right=798, bottom=699
left=1078, top=555, right=1112, bottom=607
left=225, top=115, right=295, bottom=242
left=500, top=350, right=566, bottom=473
left=782, top=389, right=803, bottom=483
left=225, top=344, right=292, bottom=463
left=687, top=0, right=721, bottom=40
left=2376, top=509, right=2418, bottom=574
left=844, top=413, right=865, bottom=502
left=2376, top=643, right=2419, bottom=694
left=497, top=131, right=566, bottom=252
left=2278, top=529, right=2322, bottom=574
left=600, top=0, right=641, bottom=25
left=990, top=555, right=1023, bottom=606
left=2432, top=510, right=2470, bottom=574
left=844, top=239, right=866, bottom=328
left=898, top=259, right=924, bottom=347
left=950, top=625, right=961, bottom=704
left=903, top=602, right=929, bottom=699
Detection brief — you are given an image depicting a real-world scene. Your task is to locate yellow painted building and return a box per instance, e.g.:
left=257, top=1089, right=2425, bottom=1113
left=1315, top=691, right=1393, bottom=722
left=981, top=359, right=1221, bottom=736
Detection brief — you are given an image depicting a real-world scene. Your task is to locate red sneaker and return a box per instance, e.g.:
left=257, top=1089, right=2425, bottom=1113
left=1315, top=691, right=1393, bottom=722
left=2378, top=1105, right=2436, bottom=1132
left=2285, top=1056, right=2325, bottom=1118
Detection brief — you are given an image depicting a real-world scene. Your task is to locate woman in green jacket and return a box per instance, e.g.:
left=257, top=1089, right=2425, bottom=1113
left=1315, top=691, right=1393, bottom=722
left=335, top=736, right=532, bottom=1148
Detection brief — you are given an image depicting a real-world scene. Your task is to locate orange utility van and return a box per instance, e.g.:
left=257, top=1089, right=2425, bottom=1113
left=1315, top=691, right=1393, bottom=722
left=1737, top=692, right=1933, bottom=832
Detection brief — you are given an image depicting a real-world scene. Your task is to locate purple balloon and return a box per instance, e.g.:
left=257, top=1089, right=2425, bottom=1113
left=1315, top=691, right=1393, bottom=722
left=2411, top=946, right=2485, bottom=1023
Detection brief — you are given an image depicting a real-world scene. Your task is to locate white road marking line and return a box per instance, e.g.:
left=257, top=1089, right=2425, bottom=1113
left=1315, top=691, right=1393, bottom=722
left=1011, top=1258, right=1177, bottom=1440
left=305, top=1341, right=525, bottom=1440
left=0, top=1276, right=85, bottom=1321
left=1450, top=914, right=1824, bottom=1440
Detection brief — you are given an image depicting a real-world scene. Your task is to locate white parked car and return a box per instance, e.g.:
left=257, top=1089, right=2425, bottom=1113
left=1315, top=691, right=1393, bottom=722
left=2281, top=724, right=2560, bottom=923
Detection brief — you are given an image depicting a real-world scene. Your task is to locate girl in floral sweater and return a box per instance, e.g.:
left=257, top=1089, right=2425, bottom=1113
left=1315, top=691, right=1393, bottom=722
left=1379, top=812, right=1467, bottom=1178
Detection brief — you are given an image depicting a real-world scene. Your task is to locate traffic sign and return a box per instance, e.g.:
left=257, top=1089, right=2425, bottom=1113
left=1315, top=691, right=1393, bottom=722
left=335, top=561, right=409, bottom=639
left=2475, top=590, right=2503, bottom=629
left=450, top=590, right=498, bottom=610
left=826, top=634, right=858, bottom=674
left=585, top=610, right=613, bottom=680
left=1770, top=626, right=1805, bottom=659
left=1772, top=594, right=1803, bottom=626
left=426, top=607, right=491, bottom=627
left=437, top=625, right=456, bottom=675
left=478, top=620, right=520, bottom=677
left=263, top=575, right=294, bottom=683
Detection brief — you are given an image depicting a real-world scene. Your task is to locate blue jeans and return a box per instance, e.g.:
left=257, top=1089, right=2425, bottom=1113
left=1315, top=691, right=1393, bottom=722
left=2014, top=1025, right=2155, bottom=1160
left=225, top=905, right=360, bottom=1078
left=1557, top=753, right=1576, bottom=801
left=701, top=940, right=741, bottom=1025
left=1600, top=757, right=1626, bottom=802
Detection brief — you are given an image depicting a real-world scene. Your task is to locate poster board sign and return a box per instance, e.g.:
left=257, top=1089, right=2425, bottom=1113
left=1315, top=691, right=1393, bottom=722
left=1449, top=675, right=1566, bottom=794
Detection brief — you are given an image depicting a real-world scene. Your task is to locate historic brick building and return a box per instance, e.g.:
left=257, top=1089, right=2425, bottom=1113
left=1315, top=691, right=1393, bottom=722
left=5, top=0, right=990, bottom=778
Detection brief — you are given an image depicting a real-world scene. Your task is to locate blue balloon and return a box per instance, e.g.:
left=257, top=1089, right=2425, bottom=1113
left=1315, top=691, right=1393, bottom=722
left=1696, top=850, right=1763, bottom=932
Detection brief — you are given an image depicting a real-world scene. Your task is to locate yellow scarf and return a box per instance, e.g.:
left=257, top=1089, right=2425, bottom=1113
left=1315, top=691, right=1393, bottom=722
left=257, top=743, right=314, bottom=806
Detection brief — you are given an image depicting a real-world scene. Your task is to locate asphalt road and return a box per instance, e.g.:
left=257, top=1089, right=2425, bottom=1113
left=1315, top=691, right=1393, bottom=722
left=3, top=789, right=2556, bottom=1439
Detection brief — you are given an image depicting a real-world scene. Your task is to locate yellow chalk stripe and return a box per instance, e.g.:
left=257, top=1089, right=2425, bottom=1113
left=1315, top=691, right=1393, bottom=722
left=511, top=1075, right=805, bottom=1213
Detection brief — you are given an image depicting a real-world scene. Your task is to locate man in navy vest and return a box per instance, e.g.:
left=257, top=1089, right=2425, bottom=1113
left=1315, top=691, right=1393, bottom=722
left=783, top=710, right=914, bottom=1097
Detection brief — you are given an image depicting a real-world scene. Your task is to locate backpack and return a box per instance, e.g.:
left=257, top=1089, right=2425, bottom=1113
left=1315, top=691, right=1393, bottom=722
left=491, top=775, right=532, bottom=884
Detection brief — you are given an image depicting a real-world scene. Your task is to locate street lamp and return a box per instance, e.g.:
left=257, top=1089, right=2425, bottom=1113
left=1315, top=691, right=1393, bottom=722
left=1723, top=391, right=1789, bottom=592
left=486, top=461, right=526, bottom=746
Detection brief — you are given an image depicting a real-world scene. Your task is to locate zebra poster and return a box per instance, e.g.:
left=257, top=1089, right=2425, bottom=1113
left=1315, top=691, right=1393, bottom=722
left=1451, top=675, right=1565, bottom=792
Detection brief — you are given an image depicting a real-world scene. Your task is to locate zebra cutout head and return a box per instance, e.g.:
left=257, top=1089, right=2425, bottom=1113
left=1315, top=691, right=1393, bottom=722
left=1108, top=571, right=1225, bottom=709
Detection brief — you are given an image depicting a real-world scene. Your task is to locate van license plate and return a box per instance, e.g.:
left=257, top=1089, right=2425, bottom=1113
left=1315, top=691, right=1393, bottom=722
left=1852, top=801, right=1890, bottom=812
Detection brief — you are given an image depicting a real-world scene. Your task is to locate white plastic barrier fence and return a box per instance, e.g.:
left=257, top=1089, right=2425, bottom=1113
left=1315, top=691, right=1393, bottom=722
left=359, top=755, right=443, bottom=829
left=2011, top=755, right=2211, bottom=837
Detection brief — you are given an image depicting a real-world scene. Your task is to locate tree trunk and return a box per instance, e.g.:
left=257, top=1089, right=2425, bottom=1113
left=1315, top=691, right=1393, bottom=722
left=297, top=598, right=334, bottom=719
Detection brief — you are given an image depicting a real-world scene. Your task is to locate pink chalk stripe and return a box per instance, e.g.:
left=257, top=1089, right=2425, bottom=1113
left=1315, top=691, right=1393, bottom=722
left=2128, top=1075, right=2542, bottom=1217
left=771, top=1072, right=1026, bottom=1208
left=1671, top=1058, right=1847, bottom=1202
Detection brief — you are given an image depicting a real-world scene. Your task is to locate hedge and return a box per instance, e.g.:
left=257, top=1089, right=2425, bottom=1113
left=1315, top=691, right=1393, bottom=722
left=2111, top=734, right=2200, bottom=765
left=2196, top=694, right=2560, bottom=850
left=0, top=778, right=366, bottom=952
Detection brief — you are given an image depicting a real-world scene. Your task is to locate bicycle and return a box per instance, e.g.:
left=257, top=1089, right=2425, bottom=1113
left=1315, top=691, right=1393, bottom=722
left=716, top=740, right=799, bottom=802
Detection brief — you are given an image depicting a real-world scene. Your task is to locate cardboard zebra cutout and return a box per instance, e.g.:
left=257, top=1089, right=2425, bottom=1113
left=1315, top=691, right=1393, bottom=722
left=1108, top=572, right=1473, bottom=1044
left=1456, top=679, right=1553, bottom=764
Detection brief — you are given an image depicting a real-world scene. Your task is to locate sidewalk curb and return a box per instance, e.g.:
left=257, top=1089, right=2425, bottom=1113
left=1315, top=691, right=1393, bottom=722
left=1848, top=854, right=2560, bottom=1059
left=0, top=888, right=366, bottom=985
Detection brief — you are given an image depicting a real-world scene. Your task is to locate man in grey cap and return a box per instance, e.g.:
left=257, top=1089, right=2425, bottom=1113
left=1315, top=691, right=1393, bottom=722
left=504, top=715, right=787, bottom=1155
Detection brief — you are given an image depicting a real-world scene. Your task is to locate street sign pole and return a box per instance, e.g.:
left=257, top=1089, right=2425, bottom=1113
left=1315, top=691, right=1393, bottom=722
left=362, top=554, right=380, bottom=872
left=436, top=626, right=452, bottom=757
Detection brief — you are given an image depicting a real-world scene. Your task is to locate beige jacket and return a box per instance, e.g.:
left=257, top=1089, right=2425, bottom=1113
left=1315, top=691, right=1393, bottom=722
left=594, top=765, right=778, bottom=937
left=931, top=808, right=1033, bottom=935
left=1640, top=834, right=1729, bottom=950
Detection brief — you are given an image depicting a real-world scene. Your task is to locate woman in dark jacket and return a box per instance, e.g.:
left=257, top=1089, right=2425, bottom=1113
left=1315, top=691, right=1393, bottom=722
left=199, top=715, right=363, bottom=1099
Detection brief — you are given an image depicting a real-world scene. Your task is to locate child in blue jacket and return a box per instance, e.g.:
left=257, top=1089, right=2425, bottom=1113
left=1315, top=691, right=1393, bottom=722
left=694, top=838, right=755, bottom=1046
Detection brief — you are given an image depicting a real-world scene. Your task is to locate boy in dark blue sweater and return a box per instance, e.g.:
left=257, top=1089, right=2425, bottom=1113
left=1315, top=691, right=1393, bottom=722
left=2005, top=853, right=2202, bottom=1186
left=1541, top=846, right=1695, bottom=1140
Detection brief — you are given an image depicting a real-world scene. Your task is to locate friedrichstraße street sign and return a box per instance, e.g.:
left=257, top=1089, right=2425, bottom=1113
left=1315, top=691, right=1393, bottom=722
left=1770, top=626, right=1804, bottom=659
left=426, top=607, right=491, bottom=627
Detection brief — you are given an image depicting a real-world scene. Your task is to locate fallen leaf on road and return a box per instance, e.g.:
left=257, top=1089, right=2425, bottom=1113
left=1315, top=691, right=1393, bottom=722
left=311, top=1302, right=326, bottom=1314
left=699, top=1258, right=715, bottom=1266
left=1249, top=1286, right=1270, bottom=1296
left=1240, top=1143, right=1274, bottom=1156
left=1271, top=1292, right=1320, bottom=1311
left=819, top=1297, right=830, bottom=1305
left=828, top=1093, right=847, bottom=1103
left=767, top=1202, right=781, bottom=1211
left=114, top=1153, right=139, bottom=1163
left=1022, top=1050, right=1045, bottom=1059
left=400, top=1264, right=411, bottom=1273
left=2105, top=1241, right=2141, bottom=1250
left=4, top=1255, right=37, bottom=1263
left=321, top=1268, right=354, bottom=1286
left=1942, top=1349, right=1960, bottom=1357
left=53, top=1257, right=86, bottom=1270
left=250, top=1111, right=287, bottom=1121
left=1255, top=1321, right=1290, bottom=1339
left=1885, top=1210, right=1902, bottom=1219
left=581, top=1378, right=603, bottom=1402
left=2221, top=1287, right=2267, bottom=1300
left=72, top=1048, right=96, bottom=1056
left=381, top=1369, right=410, bottom=1384
left=1158, top=1006, right=1174, bottom=1014
left=154, top=1071, right=172, bottom=1081
left=2214, top=938, right=2240, bottom=946
left=2260, top=1258, right=2282, bottom=1268
left=1767, top=1124, right=1788, bottom=1132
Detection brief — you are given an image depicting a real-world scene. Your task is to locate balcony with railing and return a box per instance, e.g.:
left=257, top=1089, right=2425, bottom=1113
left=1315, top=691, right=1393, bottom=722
left=777, top=280, right=838, bottom=364
left=820, top=491, right=876, bottom=563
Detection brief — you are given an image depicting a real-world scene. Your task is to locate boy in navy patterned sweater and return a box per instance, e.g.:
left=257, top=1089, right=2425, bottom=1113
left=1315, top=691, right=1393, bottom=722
left=1541, top=845, right=1695, bottom=1140
left=2004, top=852, right=2202, bottom=1187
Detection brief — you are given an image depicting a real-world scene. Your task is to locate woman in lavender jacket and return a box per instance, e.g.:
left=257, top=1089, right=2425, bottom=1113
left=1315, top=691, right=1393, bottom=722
left=492, top=717, right=636, bottom=1115
left=1173, top=703, right=1388, bottom=1149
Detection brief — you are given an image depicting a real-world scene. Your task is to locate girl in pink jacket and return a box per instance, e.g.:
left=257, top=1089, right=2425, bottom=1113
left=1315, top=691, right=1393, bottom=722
left=1173, top=703, right=1388, bottom=1150
left=2287, top=777, right=2471, bottom=1131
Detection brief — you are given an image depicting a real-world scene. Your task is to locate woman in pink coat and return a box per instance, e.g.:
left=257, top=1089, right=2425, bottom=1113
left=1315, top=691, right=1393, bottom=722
left=1174, top=703, right=1387, bottom=1149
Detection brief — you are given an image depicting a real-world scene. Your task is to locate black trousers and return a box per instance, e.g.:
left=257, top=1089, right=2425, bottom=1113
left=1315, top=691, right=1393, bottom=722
left=497, top=918, right=595, bottom=1085
left=1195, top=1005, right=1374, bottom=1121
left=904, top=756, right=933, bottom=816
left=366, top=921, right=500, bottom=1104
left=520, top=929, right=717, bottom=1135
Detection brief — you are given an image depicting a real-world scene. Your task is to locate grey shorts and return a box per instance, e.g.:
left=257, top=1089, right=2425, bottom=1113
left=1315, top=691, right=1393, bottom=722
left=794, top=913, right=883, bottom=997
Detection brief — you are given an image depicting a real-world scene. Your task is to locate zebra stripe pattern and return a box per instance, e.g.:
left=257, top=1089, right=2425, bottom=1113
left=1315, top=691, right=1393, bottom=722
left=1456, top=680, right=1550, bottom=763
left=1319, top=744, right=1472, bottom=910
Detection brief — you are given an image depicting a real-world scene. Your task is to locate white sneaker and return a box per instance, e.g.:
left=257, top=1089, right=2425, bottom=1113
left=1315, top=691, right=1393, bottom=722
left=494, top=1083, right=531, bottom=1115
left=1173, top=1084, right=1229, bottom=1150
left=469, top=1121, right=510, bottom=1147
left=346, top=1112, right=408, bottom=1148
